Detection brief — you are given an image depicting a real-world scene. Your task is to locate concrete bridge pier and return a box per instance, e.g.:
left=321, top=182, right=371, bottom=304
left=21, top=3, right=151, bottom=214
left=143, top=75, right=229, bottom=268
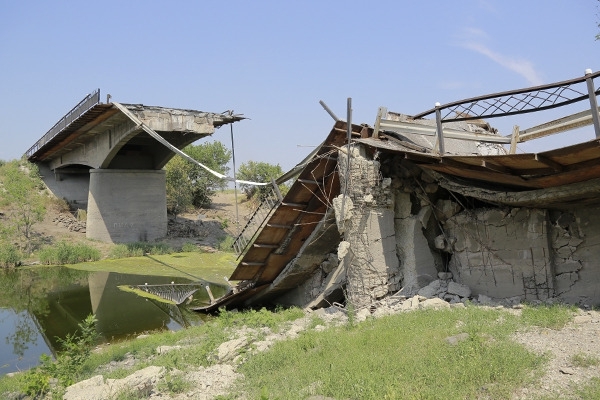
left=87, top=169, right=167, bottom=243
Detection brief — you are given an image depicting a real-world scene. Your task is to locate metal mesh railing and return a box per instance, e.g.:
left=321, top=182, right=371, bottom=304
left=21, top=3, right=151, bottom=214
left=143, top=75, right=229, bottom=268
left=413, top=71, right=600, bottom=122
left=26, top=89, right=101, bottom=158
left=232, top=184, right=283, bottom=257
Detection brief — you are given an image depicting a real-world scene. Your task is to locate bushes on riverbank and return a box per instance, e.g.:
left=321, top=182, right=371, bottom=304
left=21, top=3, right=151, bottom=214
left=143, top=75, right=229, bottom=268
left=38, top=241, right=100, bottom=265
left=108, top=242, right=174, bottom=258
left=0, top=243, right=21, bottom=268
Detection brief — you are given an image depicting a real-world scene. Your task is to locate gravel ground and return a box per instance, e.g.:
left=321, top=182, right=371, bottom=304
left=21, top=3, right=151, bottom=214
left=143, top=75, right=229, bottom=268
left=512, top=309, right=600, bottom=399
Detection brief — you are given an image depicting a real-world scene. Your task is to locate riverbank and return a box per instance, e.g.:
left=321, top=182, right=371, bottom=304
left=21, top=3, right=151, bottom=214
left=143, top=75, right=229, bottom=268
left=3, top=296, right=600, bottom=399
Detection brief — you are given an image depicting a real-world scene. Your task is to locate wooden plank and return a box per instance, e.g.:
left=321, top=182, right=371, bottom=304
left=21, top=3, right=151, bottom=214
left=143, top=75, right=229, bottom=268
left=481, top=160, right=513, bottom=174
left=519, top=108, right=597, bottom=142
left=422, top=164, right=539, bottom=189
left=534, top=154, right=564, bottom=173
left=509, top=125, right=519, bottom=154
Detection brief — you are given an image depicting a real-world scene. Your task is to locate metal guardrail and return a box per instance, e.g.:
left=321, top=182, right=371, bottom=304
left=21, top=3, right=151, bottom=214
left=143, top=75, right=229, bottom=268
left=232, top=182, right=283, bottom=257
left=410, top=70, right=600, bottom=154
left=413, top=71, right=600, bottom=122
left=26, top=89, right=101, bottom=159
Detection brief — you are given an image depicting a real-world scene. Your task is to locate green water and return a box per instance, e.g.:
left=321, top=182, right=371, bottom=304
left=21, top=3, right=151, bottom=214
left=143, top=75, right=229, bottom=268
left=0, top=266, right=226, bottom=374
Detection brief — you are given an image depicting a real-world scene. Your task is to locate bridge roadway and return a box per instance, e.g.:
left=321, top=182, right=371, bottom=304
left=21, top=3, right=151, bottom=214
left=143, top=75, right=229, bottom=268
left=27, top=90, right=243, bottom=243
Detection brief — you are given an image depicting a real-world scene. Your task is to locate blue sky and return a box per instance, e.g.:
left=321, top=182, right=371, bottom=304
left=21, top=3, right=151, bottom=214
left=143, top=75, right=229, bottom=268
left=1, top=1, right=598, bottom=172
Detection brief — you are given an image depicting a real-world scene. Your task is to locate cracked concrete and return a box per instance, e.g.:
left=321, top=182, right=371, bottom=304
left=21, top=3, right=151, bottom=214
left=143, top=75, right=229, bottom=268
left=276, top=140, right=600, bottom=310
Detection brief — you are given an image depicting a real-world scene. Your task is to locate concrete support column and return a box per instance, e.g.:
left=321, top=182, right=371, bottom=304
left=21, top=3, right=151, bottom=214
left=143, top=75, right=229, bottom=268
left=87, top=169, right=167, bottom=243
left=335, top=144, right=398, bottom=309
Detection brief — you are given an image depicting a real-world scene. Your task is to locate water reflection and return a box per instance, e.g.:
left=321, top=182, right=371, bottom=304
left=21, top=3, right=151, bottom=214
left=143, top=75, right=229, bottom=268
left=0, top=267, right=225, bottom=375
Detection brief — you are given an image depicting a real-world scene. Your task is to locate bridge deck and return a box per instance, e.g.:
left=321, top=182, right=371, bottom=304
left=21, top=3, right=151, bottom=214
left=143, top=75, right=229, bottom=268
left=195, top=121, right=368, bottom=311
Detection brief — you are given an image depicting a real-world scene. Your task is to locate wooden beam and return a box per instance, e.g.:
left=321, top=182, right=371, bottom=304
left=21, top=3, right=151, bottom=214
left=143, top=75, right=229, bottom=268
left=509, top=125, right=519, bottom=154
left=481, top=160, right=513, bottom=174
left=379, top=119, right=512, bottom=143
left=266, top=223, right=293, bottom=229
left=534, top=154, right=564, bottom=173
left=519, top=108, right=599, bottom=142
left=252, top=243, right=279, bottom=249
left=281, top=202, right=308, bottom=208
left=297, top=179, right=320, bottom=185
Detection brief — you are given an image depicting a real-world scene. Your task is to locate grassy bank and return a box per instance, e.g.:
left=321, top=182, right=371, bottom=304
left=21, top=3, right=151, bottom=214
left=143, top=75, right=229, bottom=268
left=69, top=251, right=237, bottom=284
left=0, top=303, right=583, bottom=399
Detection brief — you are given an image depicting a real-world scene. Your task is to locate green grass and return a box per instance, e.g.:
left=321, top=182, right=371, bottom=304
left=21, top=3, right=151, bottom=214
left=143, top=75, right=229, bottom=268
left=520, top=303, right=574, bottom=329
left=0, top=301, right=582, bottom=399
left=37, top=241, right=101, bottom=265
left=571, top=352, right=600, bottom=368
left=108, top=242, right=174, bottom=258
left=234, top=306, right=550, bottom=400
left=577, top=377, right=600, bottom=398
left=69, top=251, right=237, bottom=284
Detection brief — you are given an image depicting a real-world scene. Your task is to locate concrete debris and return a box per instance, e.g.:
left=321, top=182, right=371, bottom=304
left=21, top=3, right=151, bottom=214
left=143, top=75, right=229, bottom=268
left=445, top=333, right=469, bottom=346
left=167, top=217, right=225, bottom=241
left=215, top=337, right=249, bottom=363
left=53, top=213, right=86, bottom=233
left=64, top=366, right=165, bottom=400
left=447, top=281, right=472, bottom=298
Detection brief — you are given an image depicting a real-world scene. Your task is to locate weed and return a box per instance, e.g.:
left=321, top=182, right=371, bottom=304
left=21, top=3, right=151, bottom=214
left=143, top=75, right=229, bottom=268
left=20, top=314, right=98, bottom=396
left=346, top=301, right=356, bottom=328
left=108, top=242, right=174, bottom=258
left=219, top=217, right=230, bottom=229
left=521, top=303, right=574, bottom=330
left=571, top=352, right=600, bottom=367
left=218, top=236, right=235, bottom=253
left=75, top=209, right=86, bottom=222
left=577, top=377, right=600, bottom=398
left=181, top=242, right=199, bottom=252
left=157, top=372, right=191, bottom=394
left=38, top=241, right=100, bottom=265
left=0, top=243, right=21, bottom=268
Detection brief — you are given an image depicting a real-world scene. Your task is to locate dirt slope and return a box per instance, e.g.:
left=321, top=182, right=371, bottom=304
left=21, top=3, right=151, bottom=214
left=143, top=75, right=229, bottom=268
left=33, top=190, right=250, bottom=258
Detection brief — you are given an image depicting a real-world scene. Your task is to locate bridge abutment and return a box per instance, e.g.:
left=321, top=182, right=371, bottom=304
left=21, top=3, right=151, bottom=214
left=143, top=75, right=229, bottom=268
left=87, top=169, right=167, bottom=243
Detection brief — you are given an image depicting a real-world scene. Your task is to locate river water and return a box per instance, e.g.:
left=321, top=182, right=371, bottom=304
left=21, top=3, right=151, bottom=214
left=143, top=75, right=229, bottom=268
left=0, top=266, right=227, bottom=374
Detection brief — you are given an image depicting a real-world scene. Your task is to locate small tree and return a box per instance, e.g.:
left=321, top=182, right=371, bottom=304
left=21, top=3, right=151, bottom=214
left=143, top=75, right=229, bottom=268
left=165, top=156, right=194, bottom=218
left=165, top=141, right=232, bottom=215
left=0, top=160, right=46, bottom=251
left=237, top=161, right=285, bottom=203
left=185, top=141, right=231, bottom=208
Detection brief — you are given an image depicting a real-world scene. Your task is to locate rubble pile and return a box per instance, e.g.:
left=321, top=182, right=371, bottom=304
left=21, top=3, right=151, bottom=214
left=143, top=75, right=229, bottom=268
left=53, top=213, right=86, bottom=233
left=167, top=217, right=226, bottom=240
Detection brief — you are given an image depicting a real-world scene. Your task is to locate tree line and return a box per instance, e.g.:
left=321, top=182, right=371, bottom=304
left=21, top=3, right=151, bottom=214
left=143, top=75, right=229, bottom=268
left=165, top=141, right=285, bottom=217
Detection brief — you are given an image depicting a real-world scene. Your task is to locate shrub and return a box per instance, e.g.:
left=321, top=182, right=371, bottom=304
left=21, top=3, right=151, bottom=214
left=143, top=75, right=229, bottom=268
left=51, top=197, right=71, bottom=213
left=22, top=315, right=98, bottom=396
left=38, top=241, right=101, bottom=265
left=108, top=242, right=174, bottom=259
left=217, top=236, right=235, bottom=253
left=0, top=243, right=21, bottom=268
left=181, top=242, right=199, bottom=252
left=109, top=244, right=131, bottom=259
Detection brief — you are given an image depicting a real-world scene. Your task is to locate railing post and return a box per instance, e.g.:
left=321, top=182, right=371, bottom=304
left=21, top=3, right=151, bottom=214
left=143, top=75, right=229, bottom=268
left=271, top=178, right=283, bottom=201
left=435, top=102, right=445, bottom=155
left=585, top=69, right=600, bottom=138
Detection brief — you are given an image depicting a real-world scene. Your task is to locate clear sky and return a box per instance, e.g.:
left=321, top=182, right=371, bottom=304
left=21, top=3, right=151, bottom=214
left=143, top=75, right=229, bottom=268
left=1, top=1, right=598, bottom=172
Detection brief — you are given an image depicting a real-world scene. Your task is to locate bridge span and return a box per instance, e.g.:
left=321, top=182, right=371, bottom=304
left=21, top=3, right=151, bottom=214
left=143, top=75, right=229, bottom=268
left=27, top=89, right=243, bottom=243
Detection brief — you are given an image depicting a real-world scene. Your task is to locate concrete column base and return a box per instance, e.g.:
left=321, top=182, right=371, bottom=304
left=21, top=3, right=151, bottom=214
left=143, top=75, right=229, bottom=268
left=87, top=169, right=167, bottom=243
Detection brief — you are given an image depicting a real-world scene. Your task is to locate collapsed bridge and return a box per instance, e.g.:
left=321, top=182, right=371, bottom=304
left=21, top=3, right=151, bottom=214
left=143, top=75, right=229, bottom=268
left=203, top=69, right=600, bottom=310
